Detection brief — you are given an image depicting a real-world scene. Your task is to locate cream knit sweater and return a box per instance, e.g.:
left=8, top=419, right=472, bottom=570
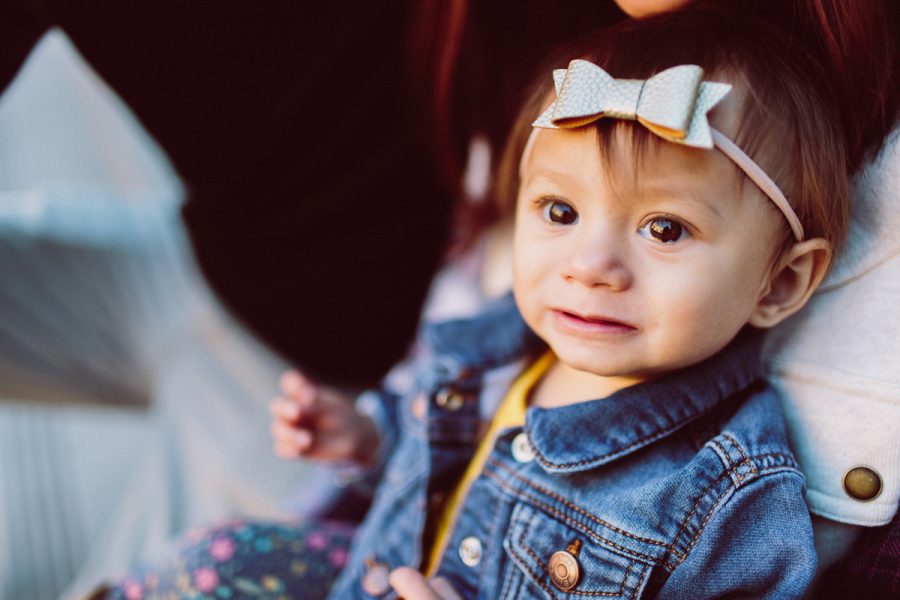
left=766, top=127, right=900, bottom=526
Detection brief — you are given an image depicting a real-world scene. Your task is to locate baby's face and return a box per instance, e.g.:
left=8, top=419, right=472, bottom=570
left=513, top=125, right=784, bottom=383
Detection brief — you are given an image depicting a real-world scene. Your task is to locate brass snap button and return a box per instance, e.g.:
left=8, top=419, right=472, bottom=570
left=361, top=557, right=391, bottom=596
left=843, top=466, right=883, bottom=501
left=511, top=432, right=535, bottom=463
left=434, top=387, right=465, bottom=411
left=548, top=539, right=582, bottom=591
left=458, top=536, right=483, bottom=567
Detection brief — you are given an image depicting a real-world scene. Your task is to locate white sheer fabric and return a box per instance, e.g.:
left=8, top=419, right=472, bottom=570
left=0, top=31, right=331, bottom=600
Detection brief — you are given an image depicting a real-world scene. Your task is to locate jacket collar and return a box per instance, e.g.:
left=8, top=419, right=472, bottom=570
left=525, top=326, right=766, bottom=474
left=424, top=293, right=544, bottom=379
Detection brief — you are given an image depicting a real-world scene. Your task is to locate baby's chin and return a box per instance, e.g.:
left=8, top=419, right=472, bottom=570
left=555, top=345, right=697, bottom=383
left=554, top=348, right=652, bottom=379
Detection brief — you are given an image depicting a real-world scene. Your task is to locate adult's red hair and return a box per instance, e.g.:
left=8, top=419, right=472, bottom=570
left=411, top=0, right=899, bottom=188
left=796, top=0, right=899, bottom=171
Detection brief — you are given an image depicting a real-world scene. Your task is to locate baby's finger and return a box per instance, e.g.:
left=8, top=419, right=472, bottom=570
left=270, top=420, right=313, bottom=452
left=429, top=578, right=462, bottom=600
left=282, top=372, right=321, bottom=411
left=301, top=430, right=359, bottom=461
left=273, top=434, right=312, bottom=459
left=270, top=396, right=301, bottom=422
left=274, top=440, right=301, bottom=459
left=389, top=567, right=442, bottom=600
left=279, top=369, right=307, bottom=398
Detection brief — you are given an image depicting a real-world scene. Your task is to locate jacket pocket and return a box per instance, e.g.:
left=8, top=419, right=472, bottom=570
left=502, top=503, right=651, bottom=600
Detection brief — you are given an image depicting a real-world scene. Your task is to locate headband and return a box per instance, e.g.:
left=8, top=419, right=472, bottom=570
left=529, top=60, right=804, bottom=241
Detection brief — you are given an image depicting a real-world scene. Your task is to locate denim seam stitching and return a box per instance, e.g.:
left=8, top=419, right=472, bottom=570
left=680, top=476, right=735, bottom=563
left=499, top=559, right=518, bottom=600
left=668, top=450, right=770, bottom=568
left=513, top=517, right=560, bottom=599
left=482, top=482, right=507, bottom=586
left=709, top=439, right=749, bottom=484
left=527, top=416, right=697, bottom=470
left=750, top=451, right=799, bottom=472
left=666, top=465, right=736, bottom=571
left=709, top=439, right=740, bottom=483
left=488, top=458, right=671, bottom=550
left=517, top=515, right=638, bottom=597
left=484, top=468, right=661, bottom=564
left=630, top=559, right=652, bottom=600
left=684, top=464, right=803, bottom=561
left=721, top=432, right=758, bottom=476
left=666, top=448, right=795, bottom=569
left=670, top=461, right=805, bottom=570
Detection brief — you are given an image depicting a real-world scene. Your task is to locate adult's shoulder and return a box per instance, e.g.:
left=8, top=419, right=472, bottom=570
left=825, top=125, right=900, bottom=288
left=765, top=125, right=900, bottom=527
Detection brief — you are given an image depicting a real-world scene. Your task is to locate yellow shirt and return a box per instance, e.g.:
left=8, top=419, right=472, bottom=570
left=424, top=351, right=555, bottom=576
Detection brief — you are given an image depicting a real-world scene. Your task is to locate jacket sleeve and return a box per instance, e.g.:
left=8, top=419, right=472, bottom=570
left=326, top=354, right=415, bottom=501
left=659, top=470, right=817, bottom=599
left=355, top=383, right=403, bottom=472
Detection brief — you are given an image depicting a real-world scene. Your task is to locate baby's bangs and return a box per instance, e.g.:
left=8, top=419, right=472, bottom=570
left=592, top=120, right=657, bottom=188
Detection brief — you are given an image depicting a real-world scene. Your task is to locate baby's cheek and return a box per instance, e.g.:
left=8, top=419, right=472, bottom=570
left=513, top=246, right=554, bottom=298
left=655, top=273, right=747, bottom=356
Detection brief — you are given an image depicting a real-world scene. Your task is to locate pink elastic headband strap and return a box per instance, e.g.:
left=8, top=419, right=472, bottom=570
left=711, top=128, right=804, bottom=241
left=519, top=126, right=804, bottom=241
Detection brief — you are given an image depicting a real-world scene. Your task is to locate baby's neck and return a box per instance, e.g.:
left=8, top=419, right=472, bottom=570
left=530, top=358, right=649, bottom=409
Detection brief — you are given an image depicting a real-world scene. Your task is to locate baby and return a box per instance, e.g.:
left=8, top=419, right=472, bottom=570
left=272, top=6, right=848, bottom=598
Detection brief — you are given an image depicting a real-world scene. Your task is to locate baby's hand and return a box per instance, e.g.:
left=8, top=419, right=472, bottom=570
left=269, top=369, right=379, bottom=465
left=389, top=567, right=462, bottom=600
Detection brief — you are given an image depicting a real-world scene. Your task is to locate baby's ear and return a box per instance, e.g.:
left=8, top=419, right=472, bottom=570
left=748, top=238, right=832, bottom=329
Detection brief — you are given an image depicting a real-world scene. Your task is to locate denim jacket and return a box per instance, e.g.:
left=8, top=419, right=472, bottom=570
left=328, top=294, right=816, bottom=599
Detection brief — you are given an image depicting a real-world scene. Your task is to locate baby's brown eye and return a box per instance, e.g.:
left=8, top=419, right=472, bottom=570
left=543, top=200, right=578, bottom=225
left=639, top=218, right=686, bottom=243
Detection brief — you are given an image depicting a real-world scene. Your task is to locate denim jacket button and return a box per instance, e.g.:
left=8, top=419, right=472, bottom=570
left=843, top=466, right=883, bottom=501
left=434, top=387, right=465, bottom=411
left=548, top=549, right=581, bottom=591
left=511, top=432, right=535, bottom=463
left=361, top=557, right=391, bottom=596
left=458, top=536, right=483, bottom=567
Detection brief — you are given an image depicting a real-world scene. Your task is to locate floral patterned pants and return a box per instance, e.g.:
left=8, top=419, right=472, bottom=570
left=104, top=520, right=355, bottom=600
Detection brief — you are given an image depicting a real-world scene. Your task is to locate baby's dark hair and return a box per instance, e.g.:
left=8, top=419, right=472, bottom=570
left=493, top=4, right=850, bottom=254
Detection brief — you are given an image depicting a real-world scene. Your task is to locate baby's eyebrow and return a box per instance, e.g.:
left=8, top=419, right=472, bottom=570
left=629, top=184, right=724, bottom=220
left=519, top=169, right=578, bottom=189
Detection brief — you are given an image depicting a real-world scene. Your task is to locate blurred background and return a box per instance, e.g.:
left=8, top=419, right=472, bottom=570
left=0, top=31, right=330, bottom=600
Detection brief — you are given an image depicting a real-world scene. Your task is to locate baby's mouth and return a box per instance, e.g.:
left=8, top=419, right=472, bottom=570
left=553, top=309, right=638, bottom=332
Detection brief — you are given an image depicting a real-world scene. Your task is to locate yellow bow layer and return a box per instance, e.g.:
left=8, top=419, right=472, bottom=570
left=532, top=61, right=731, bottom=149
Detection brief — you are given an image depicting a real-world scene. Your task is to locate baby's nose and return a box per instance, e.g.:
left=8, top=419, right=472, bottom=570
left=562, top=232, right=632, bottom=290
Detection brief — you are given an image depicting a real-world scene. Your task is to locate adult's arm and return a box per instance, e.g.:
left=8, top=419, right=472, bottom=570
left=765, top=128, right=900, bottom=529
